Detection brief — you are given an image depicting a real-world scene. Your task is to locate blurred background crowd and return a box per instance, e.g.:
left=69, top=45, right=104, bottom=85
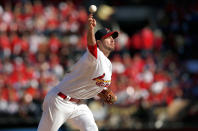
left=0, top=0, right=198, bottom=130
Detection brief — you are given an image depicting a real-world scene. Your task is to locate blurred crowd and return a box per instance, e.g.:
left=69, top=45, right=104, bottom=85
left=0, top=0, right=88, bottom=122
left=0, top=0, right=198, bottom=130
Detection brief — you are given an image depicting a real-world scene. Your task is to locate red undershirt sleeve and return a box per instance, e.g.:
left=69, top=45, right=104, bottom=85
left=88, top=44, right=97, bottom=59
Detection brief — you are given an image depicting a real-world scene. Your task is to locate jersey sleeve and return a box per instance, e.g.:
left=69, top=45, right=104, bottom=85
left=86, top=44, right=100, bottom=64
left=87, top=44, right=97, bottom=59
left=85, top=44, right=104, bottom=67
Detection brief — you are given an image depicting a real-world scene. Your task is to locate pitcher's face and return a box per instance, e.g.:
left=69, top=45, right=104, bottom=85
left=101, top=36, right=115, bottom=51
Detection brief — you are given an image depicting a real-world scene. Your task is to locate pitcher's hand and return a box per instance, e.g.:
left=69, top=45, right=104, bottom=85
left=88, top=14, right=96, bottom=30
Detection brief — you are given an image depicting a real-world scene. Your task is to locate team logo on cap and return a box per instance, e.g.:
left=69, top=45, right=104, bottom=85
left=105, top=28, right=110, bottom=33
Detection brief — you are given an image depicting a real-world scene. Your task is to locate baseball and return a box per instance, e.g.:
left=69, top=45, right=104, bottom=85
left=89, top=5, right=97, bottom=13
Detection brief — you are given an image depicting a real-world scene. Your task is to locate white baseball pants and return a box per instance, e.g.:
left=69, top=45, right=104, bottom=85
left=37, top=91, right=98, bottom=131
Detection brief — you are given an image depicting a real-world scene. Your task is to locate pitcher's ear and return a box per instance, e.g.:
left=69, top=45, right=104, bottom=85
left=96, top=40, right=101, bottom=46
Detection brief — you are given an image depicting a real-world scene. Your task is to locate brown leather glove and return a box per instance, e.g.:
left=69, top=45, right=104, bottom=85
left=97, top=89, right=117, bottom=104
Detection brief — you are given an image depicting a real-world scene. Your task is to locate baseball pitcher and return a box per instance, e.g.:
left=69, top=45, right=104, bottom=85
left=37, top=14, right=118, bottom=131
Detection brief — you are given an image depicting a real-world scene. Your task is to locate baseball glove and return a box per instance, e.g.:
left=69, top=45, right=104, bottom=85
left=97, top=89, right=117, bottom=104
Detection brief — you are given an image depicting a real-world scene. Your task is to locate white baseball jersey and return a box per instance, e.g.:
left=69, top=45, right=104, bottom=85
left=53, top=45, right=112, bottom=99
